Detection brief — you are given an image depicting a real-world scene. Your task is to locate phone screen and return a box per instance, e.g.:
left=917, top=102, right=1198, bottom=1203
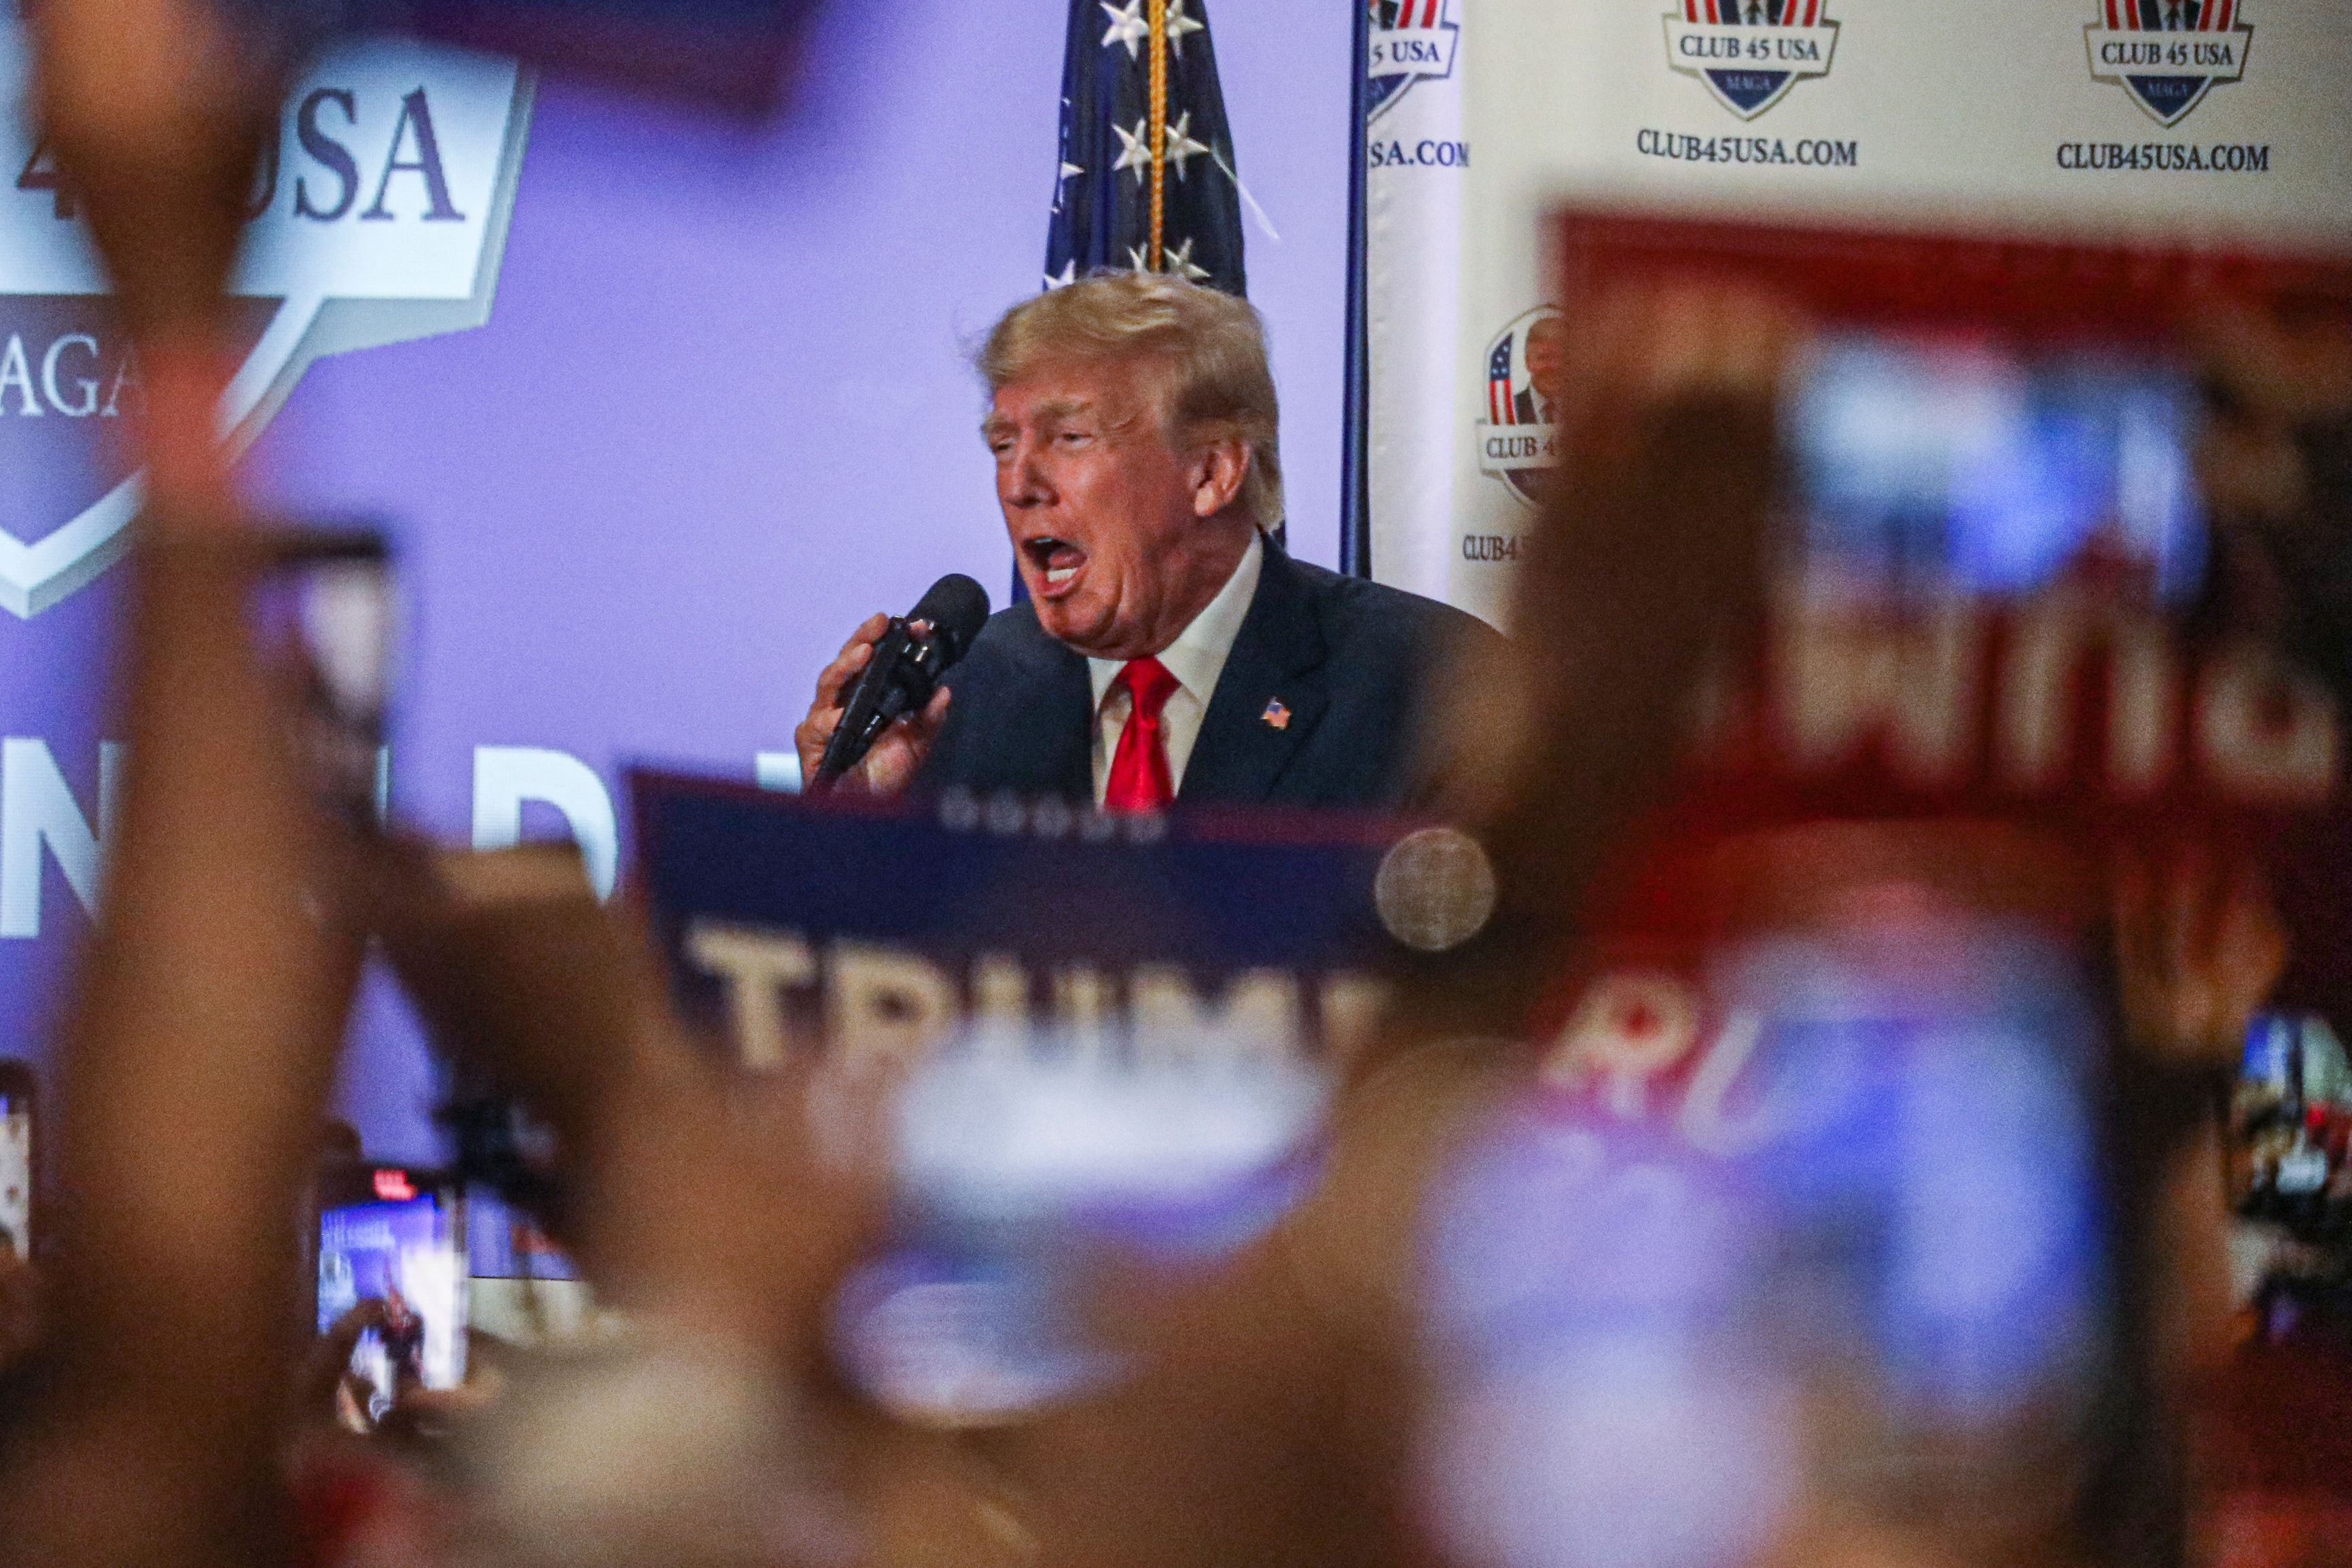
left=317, top=1177, right=466, bottom=1423
left=1421, top=905, right=2113, bottom=1562
left=834, top=1050, right=1327, bottom=1428
left=1788, top=329, right=2207, bottom=603
left=2232, top=1011, right=2352, bottom=1336
left=0, top=1061, right=31, bottom=1262
left=463, top=1185, right=609, bottom=1345
left=259, top=531, right=395, bottom=825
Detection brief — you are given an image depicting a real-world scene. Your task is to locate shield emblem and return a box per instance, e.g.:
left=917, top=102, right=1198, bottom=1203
left=2084, top=4, right=2253, bottom=129
left=0, top=295, right=287, bottom=613
left=1662, top=1, right=1840, bottom=122
left=1474, top=307, right=1564, bottom=510
left=1366, top=0, right=1459, bottom=124
left=0, top=30, right=533, bottom=618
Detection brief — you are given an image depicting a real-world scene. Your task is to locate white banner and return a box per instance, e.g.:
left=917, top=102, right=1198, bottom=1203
left=1363, top=0, right=1467, bottom=605
left=1360, top=1, right=2352, bottom=628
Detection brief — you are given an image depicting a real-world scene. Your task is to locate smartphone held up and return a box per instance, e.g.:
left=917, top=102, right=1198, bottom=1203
left=315, top=1164, right=467, bottom=1430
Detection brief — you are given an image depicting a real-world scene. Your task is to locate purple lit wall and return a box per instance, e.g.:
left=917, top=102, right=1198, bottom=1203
left=240, top=0, right=1355, bottom=1157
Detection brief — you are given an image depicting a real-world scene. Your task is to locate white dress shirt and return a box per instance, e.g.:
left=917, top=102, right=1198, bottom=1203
left=1086, top=530, right=1263, bottom=804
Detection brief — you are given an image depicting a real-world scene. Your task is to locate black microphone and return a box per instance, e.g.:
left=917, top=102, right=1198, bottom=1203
left=815, top=573, right=991, bottom=789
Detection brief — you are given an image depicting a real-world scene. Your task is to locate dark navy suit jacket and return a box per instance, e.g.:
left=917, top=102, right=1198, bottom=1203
left=919, top=536, right=1500, bottom=809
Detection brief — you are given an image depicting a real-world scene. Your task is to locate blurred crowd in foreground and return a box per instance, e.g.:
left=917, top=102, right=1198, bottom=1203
left=3, top=3, right=2352, bottom=1567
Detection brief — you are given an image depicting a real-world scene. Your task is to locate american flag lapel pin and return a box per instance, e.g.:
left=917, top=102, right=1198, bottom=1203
left=1261, top=698, right=1291, bottom=730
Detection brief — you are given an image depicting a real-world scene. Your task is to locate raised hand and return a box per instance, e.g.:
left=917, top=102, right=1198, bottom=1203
left=2113, top=847, right=2288, bottom=1066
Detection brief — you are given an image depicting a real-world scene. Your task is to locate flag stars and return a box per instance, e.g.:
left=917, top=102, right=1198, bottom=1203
left=1121, top=238, right=1209, bottom=281
left=1062, top=0, right=1237, bottom=293
left=1164, top=0, right=1205, bottom=56
left=1163, top=111, right=1209, bottom=179
left=1100, top=0, right=1149, bottom=58
left=1162, top=236, right=1211, bottom=281
left=1102, top=0, right=1205, bottom=63
left=1111, top=118, right=1154, bottom=182
left=1111, top=114, right=1207, bottom=186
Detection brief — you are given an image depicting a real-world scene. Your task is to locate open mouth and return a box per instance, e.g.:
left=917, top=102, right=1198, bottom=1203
left=1024, top=536, right=1088, bottom=595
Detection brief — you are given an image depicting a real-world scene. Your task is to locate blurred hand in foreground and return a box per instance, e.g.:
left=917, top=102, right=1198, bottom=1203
left=2114, top=848, right=2289, bottom=1069
left=1421, top=279, right=1804, bottom=1043
left=2191, top=301, right=2352, bottom=698
left=27, top=0, right=302, bottom=522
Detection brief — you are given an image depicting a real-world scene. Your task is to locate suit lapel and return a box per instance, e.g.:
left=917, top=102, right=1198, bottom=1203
left=1179, top=539, right=1329, bottom=804
left=989, top=612, right=1097, bottom=800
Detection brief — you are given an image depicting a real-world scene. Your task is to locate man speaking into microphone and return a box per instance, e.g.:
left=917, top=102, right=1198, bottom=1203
left=795, top=272, right=1497, bottom=810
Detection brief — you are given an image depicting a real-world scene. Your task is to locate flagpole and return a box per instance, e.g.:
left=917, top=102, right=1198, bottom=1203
left=1338, top=0, right=1372, bottom=577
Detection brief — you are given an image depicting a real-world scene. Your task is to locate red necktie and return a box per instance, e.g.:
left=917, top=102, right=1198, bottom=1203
left=1103, top=656, right=1181, bottom=813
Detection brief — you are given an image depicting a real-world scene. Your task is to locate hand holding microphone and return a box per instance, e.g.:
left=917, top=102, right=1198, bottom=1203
left=796, top=574, right=990, bottom=796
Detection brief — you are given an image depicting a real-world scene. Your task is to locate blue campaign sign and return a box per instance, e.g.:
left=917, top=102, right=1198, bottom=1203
left=628, top=773, right=1483, bottom=1073
left=630, top=773, right=1492, bottom=1429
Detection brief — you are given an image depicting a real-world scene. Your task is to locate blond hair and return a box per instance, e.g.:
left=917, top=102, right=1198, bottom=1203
left=978, top=272, right=1283, bottom=529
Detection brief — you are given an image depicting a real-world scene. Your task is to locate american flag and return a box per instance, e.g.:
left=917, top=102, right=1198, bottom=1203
left=1486, top=336, right=1516, bottom=427
left=1044, top=0, right=1247, bottom=295
left=1681, top=1, right=1821, bottom=22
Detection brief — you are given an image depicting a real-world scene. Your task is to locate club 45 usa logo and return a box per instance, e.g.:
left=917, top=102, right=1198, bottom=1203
left=1, top=29, right=532, bottom=618
left=1367, top=0, right=1458, bottom=122
left=2085, top=1, right=2252, bottom=127
left=1475, top=308, right=1563, bottom=508
left=1664, top=1, right=1840, bottom=120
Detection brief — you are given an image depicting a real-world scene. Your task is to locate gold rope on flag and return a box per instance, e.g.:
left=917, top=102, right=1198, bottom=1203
left=1147, top=0, right=1167, bottom=270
